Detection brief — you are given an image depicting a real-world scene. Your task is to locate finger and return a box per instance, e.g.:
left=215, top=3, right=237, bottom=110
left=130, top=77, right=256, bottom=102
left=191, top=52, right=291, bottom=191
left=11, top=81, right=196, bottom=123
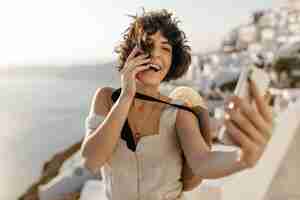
left=132, top=65, right=151, bottom=76
left=236, top=96, right=272, bottom=140
left=134, top=53, right=150, bottom=61
left=249, top=79, right=273, bottom=123
left=127, top=58, right=151, bottom=73
left=225, top=107, right=267, bottom=145
left=126, top=53, right=149, bottom=68
left=225, top=119, right=256, bottom=151
left=134, top=56, right=151, bottom=67
left=226, top=96, right=272, bottom=140
left=121, top=57, right=150, bottom=75
left=127, top=46, right=143, bottom=60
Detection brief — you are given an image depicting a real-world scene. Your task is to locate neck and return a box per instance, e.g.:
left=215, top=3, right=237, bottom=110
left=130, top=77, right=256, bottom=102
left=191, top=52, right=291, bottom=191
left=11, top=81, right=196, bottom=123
left=136, top=82, right=160, bottom=99
left=133, top=83, right=160, bottom=111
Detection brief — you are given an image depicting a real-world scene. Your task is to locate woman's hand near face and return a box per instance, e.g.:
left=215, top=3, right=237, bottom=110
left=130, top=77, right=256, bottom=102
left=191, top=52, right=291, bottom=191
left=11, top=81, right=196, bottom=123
left=224, top=79, right=273, bottom=169
left=120, top=46, right=151, bottom=99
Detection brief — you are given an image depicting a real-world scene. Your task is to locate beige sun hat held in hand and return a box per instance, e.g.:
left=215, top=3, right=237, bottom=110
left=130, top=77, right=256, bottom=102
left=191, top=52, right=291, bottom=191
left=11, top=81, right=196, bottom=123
left=169, top=86, right=208, bottom=109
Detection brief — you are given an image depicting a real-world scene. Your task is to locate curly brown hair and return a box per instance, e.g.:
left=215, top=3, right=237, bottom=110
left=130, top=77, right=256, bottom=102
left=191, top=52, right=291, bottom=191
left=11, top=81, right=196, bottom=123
left=115, top=9, right=192, bottom=82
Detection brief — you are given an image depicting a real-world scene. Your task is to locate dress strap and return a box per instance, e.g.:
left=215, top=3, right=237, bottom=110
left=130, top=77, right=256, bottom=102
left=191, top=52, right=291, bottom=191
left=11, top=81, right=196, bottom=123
left=85, top=112, right=105, bottom=131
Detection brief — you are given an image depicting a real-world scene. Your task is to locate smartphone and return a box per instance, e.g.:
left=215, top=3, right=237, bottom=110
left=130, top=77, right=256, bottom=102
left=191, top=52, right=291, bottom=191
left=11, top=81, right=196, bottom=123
left=217, top=64, right=271, bottom=146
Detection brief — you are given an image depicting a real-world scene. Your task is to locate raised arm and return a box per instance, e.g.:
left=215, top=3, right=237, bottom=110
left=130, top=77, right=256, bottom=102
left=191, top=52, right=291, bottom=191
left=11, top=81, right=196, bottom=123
left=81, top=46, right=152, bottom=173
left=80, top=87, right=133, bottom=173
left=175, top=103, right=247, bottom=179
left=176, top=80, right=273, bottom=179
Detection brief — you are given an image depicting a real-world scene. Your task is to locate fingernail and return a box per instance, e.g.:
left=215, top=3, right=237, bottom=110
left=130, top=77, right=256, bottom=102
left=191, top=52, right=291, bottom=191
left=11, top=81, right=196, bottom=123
left=224, top=113, right=230, bottom=120
left=228, top=102, right=235, bottom=110
left=224, top=99, right=235, bottom=110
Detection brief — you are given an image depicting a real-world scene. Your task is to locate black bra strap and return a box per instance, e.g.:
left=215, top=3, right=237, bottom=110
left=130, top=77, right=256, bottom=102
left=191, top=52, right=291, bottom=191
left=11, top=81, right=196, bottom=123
left=111, top=88, right=206, bottom=152
left=112, top=88, right=202, bottom=116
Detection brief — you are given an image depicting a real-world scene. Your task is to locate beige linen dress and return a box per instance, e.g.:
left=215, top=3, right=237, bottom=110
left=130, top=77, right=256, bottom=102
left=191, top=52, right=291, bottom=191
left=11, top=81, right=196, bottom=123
left=84, top=98, right=188, bottom=200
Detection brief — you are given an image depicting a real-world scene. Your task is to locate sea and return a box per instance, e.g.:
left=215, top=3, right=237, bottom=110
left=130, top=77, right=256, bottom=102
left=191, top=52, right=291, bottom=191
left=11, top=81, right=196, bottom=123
left=0, top=63, right=120, bottom=200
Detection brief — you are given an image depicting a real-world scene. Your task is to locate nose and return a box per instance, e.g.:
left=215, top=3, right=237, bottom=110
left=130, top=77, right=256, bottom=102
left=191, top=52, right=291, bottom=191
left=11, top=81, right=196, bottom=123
left=150, top=44, right=161, bottom=59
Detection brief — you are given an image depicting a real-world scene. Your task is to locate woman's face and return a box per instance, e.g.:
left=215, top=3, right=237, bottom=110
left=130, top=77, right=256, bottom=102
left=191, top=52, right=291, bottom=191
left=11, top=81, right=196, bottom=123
left=136, top=31, right=172, bottom=86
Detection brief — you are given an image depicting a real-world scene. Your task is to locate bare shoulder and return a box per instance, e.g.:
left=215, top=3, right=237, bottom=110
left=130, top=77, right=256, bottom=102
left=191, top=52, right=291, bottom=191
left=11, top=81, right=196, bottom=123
left=90, top=86, right=114, bottom=116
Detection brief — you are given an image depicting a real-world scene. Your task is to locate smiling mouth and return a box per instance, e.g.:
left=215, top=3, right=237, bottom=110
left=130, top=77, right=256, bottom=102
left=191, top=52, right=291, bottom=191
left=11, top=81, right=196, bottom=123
left=148, top=63, right=162, bottom=72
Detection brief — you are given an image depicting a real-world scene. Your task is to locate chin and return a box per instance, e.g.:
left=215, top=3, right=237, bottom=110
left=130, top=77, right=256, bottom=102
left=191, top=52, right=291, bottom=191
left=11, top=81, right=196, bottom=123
left=138, top=78, right=161, bottom=87
left=137, top=74, right=162, bottom=86
left=136, top=68, right=168, bottom=86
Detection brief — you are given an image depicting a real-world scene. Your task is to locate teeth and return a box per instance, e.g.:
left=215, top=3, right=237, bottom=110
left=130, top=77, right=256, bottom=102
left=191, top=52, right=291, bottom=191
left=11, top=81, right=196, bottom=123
left=148, top=64, right=161, bottom=71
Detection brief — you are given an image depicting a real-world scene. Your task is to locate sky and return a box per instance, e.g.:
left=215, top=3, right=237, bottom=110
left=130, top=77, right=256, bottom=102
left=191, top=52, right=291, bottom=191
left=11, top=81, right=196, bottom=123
left=0, top=0, right=280, bottom=66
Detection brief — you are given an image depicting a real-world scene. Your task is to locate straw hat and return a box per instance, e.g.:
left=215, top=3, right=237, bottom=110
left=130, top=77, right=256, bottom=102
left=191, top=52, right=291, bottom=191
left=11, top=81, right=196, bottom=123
left=169, top=86, right=212, bottom=148
left=169, top=86, right=207, bottom=109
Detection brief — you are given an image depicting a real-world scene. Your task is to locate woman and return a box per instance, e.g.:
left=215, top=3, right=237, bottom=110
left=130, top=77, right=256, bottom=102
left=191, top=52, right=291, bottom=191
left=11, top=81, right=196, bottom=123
left=80, top=9, right=273, bottom=200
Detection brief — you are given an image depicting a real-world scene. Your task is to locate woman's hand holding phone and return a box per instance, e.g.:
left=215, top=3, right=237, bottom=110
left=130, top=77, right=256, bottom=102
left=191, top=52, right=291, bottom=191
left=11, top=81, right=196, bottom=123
left=119, top=46, right=151, bottom=100
left=218, top=65, right=271, bottom=145
left=223, top=80, right=273, bottom=168
left=218, top=66, right=273, bottom=168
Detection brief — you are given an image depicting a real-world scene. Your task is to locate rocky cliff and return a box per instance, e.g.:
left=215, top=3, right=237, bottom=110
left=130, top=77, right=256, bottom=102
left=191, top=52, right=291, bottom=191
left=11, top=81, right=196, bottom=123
left=18, top=140, right=84, bottom=200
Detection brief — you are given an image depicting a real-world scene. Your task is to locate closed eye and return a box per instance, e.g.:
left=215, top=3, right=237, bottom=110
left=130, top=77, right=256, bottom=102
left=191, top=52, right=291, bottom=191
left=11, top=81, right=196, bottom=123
left=162, top=47, right=172, bottom=53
